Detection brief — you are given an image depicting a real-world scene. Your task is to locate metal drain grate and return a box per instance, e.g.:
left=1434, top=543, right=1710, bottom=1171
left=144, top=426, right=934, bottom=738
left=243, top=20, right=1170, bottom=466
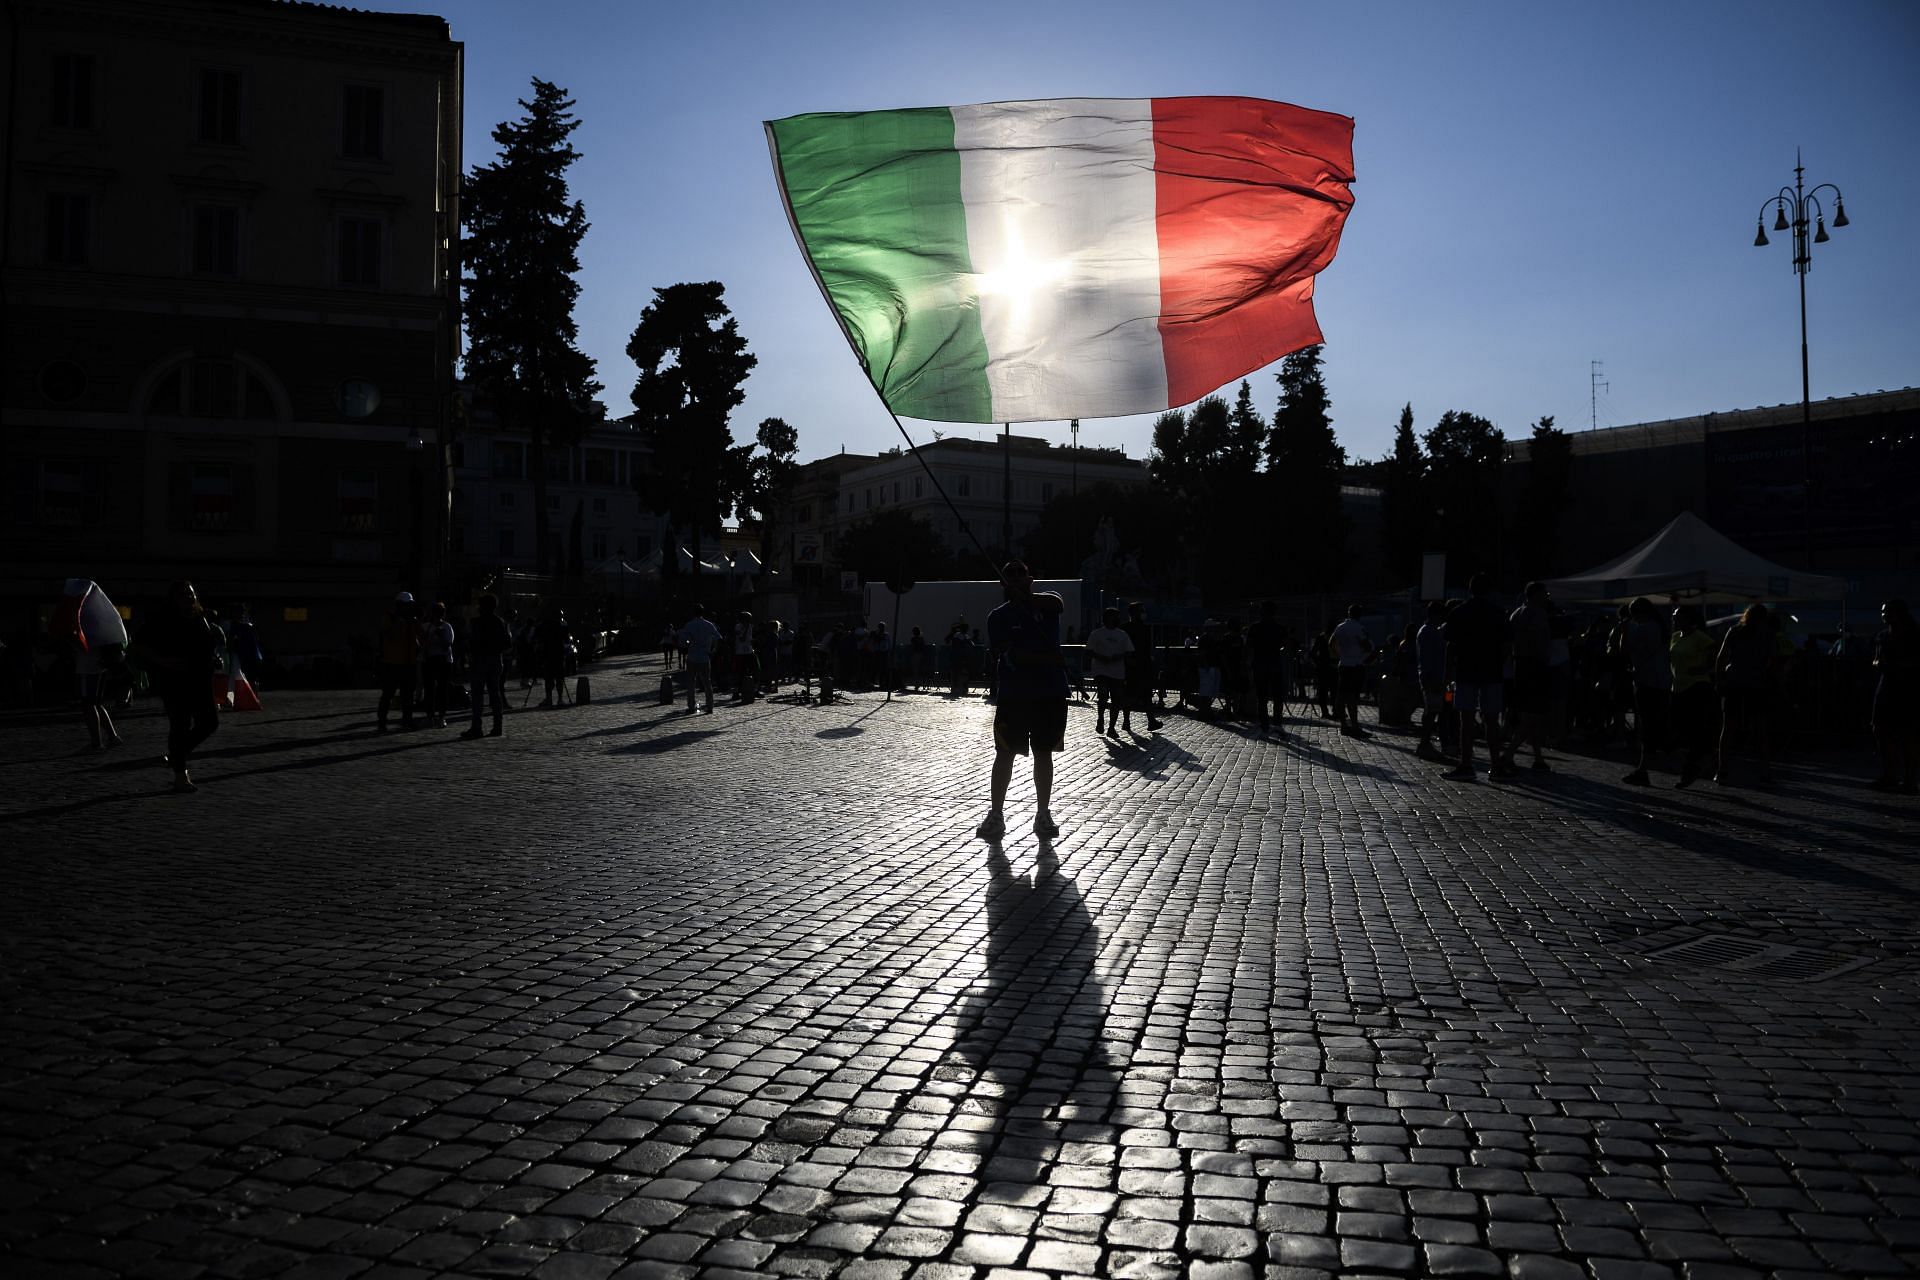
left=1645, top=931, right=1877, bottom=983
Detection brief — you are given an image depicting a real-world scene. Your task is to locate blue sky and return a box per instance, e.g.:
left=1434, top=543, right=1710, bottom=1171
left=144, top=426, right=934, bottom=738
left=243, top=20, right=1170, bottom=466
left=382, top=0, right=1918, bottom=464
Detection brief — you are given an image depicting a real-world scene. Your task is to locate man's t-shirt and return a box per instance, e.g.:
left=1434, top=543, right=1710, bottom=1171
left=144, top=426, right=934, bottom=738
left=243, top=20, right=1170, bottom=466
left=1084, top=624, right=1134, bottom=681
left=1246, top=619, right=1286, bottom=676
left=1331, top=617, right=1371, bottom=668
left=680, top=617, right=721, bottom=664
left=1444, top=596, right=1509, bottom=685
left=1509, top=603, right=1551, bottom=663
left=988, top=595, right=1069, bottom=700
left=1625, top=619, right=1672, bottom=690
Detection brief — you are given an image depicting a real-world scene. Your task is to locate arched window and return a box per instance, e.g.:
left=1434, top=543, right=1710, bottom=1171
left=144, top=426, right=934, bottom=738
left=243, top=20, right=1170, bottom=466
left=143, top=354, right=282, bottom=420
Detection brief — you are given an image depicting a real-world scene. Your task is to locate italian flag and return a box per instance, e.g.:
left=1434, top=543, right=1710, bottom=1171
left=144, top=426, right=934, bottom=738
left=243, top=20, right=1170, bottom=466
left=766, top=96, right=1355, bottom=424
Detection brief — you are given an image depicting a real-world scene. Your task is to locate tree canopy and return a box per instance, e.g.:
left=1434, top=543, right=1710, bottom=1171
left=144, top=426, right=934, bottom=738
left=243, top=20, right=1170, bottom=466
left=628, top=281, right=757, bottom=577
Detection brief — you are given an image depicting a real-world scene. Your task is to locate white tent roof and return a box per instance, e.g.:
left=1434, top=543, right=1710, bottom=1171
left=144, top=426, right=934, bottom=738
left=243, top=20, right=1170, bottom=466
left=1544, top=511, right=1847, bottom=604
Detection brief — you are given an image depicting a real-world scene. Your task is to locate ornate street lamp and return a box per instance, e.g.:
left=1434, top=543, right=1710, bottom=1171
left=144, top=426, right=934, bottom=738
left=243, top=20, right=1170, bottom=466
left=1752, top=150, right=1847, bottom=568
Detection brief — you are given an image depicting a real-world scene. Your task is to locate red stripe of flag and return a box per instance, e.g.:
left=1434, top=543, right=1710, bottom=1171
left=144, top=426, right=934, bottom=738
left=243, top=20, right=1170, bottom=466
left=1151, top=96, right=1356, bottom=407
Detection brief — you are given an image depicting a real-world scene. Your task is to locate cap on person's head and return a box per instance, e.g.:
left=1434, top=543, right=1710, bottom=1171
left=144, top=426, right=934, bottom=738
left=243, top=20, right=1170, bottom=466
left=1468, top=573, right=1491, bottom=596
left=1128, top=600, right=1144, bottom=613
left=1525, top=580, right=1547, bottom=599
left=1346, top=604, right=1363, bottom=619
left=1103, top=606, right=1121, bottom=624
left=1002, top=560, right=1032, bottom=580
left=395, top=590, right=414, bottom=604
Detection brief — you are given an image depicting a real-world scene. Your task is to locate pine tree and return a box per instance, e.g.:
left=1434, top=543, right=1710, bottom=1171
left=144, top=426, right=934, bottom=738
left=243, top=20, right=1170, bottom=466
left=1381, top=403, right=1428, bottom=584
left=1268, top=346, right=1347, bottom=592
left=463, top=79, right=601, bottom=576
left=1515, top=415, right=1572, bottom=579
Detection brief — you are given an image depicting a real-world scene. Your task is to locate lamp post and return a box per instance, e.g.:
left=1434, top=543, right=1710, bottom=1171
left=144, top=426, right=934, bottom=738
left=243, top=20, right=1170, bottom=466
left=1752, top=151, right=1847, bottom=568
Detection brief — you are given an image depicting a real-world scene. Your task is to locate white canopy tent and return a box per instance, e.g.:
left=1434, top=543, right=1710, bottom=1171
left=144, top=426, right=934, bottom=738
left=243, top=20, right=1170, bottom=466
left=1544, top=511, right=1847, bottom=605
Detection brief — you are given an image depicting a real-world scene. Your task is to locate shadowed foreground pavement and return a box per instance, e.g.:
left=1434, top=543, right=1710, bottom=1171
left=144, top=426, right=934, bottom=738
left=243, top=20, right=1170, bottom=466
left=3, top=656, right=1916, bottom=1280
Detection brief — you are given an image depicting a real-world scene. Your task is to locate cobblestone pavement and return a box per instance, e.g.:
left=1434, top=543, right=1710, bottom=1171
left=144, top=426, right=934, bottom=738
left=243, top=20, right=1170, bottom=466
left=3, top=655, right=1917, bottom=1280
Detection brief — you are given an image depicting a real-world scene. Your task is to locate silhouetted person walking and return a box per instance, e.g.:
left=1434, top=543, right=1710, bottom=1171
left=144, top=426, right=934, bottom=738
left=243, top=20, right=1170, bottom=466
left=1330, top=605, right=1374, bottom=737
left=1504, top=582, right=1553, bottom=772
left=1247, top=600, right=1289, bottom=741
left=422, top=601, right=455, bottom=728
left=1869, top=598, right=1917, bottom=793
left=376, top=592, right=421, bottom=732
left=1669, top=604, right=1716, bottom=788
left=977, top=561, right=1067, bottom=841
left=1442, top=574, right=1511, bottom=781
left=1414, top=600, right=1448, bottom=760
left=461, top=593, right=511, bottom=739
left=680, top=604, right=720, bottom=714
left=1621, top=596, right=1672, bottom=786
left=1122, top=601, right=1161, bottom=732
left=140, top=581, right=220, bottom=793
left=1715, top=603, right=1775, bottom=785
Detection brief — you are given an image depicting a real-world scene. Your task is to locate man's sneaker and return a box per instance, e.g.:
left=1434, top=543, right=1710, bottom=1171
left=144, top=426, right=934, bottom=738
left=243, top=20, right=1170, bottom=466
left=1033, top=811, right=1059, bottom=838
left=1530, top=759, right=1552, bottom=773
left=1622, top=769, right=1651, bottom=786
left=1489, top=765, right=1518, bottom=780
left=976, top=811, right=1005, bottom=840
left=1441, top=766, right=1476, bottom=781
left=459, top=728, right=483, bottom=740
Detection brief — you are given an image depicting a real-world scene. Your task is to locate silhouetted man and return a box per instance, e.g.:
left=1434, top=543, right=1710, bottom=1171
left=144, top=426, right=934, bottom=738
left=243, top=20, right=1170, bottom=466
left=1247, top=600, right=1290, bottom=741
left=977, top=561, right=1067, bottom=840
left=1443, top=574, right=1512, bottom=781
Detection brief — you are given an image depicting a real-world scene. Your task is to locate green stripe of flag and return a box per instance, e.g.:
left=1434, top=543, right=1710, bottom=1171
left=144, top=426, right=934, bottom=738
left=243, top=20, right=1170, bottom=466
left=768, top=108, right=993, bottom=422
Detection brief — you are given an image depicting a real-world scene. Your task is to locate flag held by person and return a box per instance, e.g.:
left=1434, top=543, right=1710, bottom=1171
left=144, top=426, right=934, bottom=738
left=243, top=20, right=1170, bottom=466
left=767, top=96, right=1355, bottom=424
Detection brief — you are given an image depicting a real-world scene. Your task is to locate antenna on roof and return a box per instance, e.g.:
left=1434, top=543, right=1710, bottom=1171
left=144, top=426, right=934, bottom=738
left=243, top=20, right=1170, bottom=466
left=1590, top=360, right=1610, bottom=431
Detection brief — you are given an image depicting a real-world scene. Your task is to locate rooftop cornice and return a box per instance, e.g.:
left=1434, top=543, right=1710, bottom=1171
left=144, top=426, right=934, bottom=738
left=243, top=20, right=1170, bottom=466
left=12, top=0, right=461, bottom=68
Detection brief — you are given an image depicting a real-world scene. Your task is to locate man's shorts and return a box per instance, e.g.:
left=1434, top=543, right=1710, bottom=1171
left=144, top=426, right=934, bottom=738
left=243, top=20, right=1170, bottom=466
left=1512, top=658, right=1550, bottom=716
left=1421, top=681, right=1445, bottom=715
left=1093, top=674, right=1126, bottom=702
left=994, top=696, right=1068, bottom=756
left=1452, top=680, right=1504, bottom=717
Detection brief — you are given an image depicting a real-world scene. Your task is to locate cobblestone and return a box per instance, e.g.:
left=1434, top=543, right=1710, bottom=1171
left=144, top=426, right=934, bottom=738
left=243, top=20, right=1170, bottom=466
left=3, top=657, right=1918, bottom=1277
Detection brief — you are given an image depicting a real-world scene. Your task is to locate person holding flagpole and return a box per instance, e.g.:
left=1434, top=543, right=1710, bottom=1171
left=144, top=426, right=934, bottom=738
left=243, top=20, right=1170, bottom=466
left=977, top=561, right=1067, bottom=841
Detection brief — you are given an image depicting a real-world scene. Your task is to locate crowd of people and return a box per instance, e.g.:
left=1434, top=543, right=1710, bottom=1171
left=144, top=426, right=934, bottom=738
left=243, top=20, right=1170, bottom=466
left=26, top=567, right=1916, bottom=804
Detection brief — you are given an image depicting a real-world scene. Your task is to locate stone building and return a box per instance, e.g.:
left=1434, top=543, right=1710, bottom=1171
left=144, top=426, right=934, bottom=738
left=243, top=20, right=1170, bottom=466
left=1, top=0, right=462, bottom=655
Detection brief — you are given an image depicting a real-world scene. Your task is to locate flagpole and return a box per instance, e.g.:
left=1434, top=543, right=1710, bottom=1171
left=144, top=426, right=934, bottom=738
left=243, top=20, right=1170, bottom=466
left=1002, top=422, right=1012, bottom=563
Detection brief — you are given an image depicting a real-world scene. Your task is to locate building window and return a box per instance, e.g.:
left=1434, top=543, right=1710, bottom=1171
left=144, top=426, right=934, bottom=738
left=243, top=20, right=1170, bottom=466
left=490, top=442, right=524, bottom=478
left=189, top=464, right=235, bottom=532
left=497, top=491, right=516, bottom=509
left=545, top=449, right=570, bottom=482
left=338, top=470, right=378, bottom=532
left=1042, top=481, right=1054, bottom=502
left=191, top=204, right=240, bottom=276
left=864, top=489, right=873, bottom=510
left=590, top=532, right=607, bottom=560
left=914, top=477, right=923, bottom=499
left=846, top=493, right=855, bottom=513
left=147, top=359, right=270, bottom=419
left=584, top=448, right=616, bottom=485
left=893, top=482, right=901, bottom=502
left=957, top=475, right=971, bottom=497
left=337, top=216, right=383, bottom=286
left=341, top=83, right=385, bottom=159
left=49, top=54, right=95, bottom=128
left=591, top=496, right=607, bottom=514
left=196, top=68, right=241, bottom=144
left=26, top=460, right=103, bottom=528
left=498, top=527, right=516, bottom=557
left=44, top=192, right=90, bottom=265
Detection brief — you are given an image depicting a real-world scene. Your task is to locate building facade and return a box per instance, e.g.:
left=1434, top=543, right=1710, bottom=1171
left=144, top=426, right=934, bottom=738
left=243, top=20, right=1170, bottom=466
left=1, top=0, right=462, bottom=652
left=1503, top=388, right=1919, bottom=589
left=450, top=400, right=668, bottom=578
left=820, top=435, right=1147, bottom=566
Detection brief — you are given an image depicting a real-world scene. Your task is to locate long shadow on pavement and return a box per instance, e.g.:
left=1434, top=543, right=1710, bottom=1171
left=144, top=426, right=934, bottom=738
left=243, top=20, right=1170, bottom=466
left=945, top=841, right=1121, bottom=1201
left=607, top=729, right=723, bottom=755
